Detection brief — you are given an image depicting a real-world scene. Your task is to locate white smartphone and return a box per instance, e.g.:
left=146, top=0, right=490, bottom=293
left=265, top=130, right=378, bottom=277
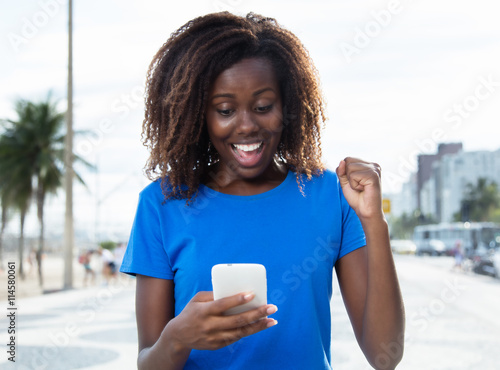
left=211, top=263, right=267, bottom=315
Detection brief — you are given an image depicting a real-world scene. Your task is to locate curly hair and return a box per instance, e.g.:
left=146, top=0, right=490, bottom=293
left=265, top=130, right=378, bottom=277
left=142, top=11, right=327, bottom=202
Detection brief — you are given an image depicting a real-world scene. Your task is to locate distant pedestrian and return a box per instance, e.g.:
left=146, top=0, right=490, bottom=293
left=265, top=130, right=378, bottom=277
left=452, top=240, right=464, bottom=271
left=79, top=250, right=96, bottom=286
left=98, top=247, right=117, bottom=285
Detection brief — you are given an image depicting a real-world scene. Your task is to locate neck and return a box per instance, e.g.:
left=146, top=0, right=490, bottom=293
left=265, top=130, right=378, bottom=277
left=203, top=159, right=288, bottom=196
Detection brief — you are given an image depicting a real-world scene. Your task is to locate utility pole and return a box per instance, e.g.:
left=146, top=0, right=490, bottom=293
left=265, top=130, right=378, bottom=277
left=63, top=0, right=74, bottom=289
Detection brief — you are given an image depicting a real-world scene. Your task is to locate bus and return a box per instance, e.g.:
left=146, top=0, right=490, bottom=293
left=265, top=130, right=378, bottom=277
left=412, top=222, right=500, bottom=256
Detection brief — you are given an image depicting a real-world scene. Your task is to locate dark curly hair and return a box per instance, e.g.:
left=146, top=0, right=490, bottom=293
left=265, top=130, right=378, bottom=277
left=142, top=11, right=326, bottom=202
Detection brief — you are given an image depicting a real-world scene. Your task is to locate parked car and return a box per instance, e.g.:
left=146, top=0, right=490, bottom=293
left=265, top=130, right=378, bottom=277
left=415, top=238, right=446, bottom=256
left=390, top=239, right=417, bottom=254
left=491, top=248, right=500, bottom=278
left=471, top=248, right=498, bottom=277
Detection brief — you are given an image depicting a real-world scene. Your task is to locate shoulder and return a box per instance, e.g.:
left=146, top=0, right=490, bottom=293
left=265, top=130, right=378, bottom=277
left=139, top=177, right=194, bottom=205
left=138, top=177, right=179, bottom=203
left=299, top=168, right=341, bottom=194
left=139, top=179, right=163, bottom=198
left=295, top=168, right=351, bottom=212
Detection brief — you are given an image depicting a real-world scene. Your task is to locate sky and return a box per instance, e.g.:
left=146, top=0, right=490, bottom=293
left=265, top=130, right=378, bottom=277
left=1, top=0, right=500, bottom=244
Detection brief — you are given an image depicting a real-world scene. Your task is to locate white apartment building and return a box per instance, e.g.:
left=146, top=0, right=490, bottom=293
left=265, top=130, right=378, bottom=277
left=420, top=149, right=500, bottom=222
left=420, top=175, right=436, bottom=217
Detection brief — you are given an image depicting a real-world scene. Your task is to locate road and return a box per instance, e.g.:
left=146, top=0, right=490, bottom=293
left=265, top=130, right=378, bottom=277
left=331, top=254, right=500, bottom=369
left=1, top=255, right=499, bottom=369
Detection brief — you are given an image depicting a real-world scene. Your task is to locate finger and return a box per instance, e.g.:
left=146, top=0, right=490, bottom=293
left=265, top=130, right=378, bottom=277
left=225, top=317, right=278, bottom=342
left=343, top=162, right=381, bottom=188
left=209, top=292, right=254, bottom=315
left=346, top=169, right=380, bottom=192
left=343, top=157, right=373, bottom=166
left=343, top=159, right=381, bottom=176
left=336, top=160, right=349, bottom=187
left=219, top=304, right=278, bottom=330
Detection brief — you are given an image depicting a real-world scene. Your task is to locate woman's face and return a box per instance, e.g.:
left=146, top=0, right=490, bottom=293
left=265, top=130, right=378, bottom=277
left=205, top=57, right=283, bottom=182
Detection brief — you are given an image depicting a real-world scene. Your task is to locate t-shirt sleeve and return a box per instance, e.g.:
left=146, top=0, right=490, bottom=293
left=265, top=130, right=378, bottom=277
left=119, top=184, right=174, bottom=279
left=338, top=187, right=367, bottom=259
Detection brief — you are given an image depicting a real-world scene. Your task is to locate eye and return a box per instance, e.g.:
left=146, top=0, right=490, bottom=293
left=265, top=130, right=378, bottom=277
left=255, top=105, right=272, bottom=113
left=217, top=109, right=233, bottom=116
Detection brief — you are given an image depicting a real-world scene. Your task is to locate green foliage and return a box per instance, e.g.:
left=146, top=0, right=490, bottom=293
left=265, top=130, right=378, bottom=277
left=490, top=209, right=500, bottom=223
left=389, top=211, right=437, bottom=240
left=453, top=178, right=500, bottom=222
left=0, top=93, right=93, bottom=280
left=99, top=241, right=117, bottom=250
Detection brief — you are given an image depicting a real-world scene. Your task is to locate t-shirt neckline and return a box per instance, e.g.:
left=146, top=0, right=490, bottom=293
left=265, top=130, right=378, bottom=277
left=199, top=170, right=294, bottom=200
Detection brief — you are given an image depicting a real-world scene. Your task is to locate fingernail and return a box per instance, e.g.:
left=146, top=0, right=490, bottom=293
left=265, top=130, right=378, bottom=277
left=266, top=305, right=278, bottom=315
left=243, top=292, right=254, bottom=301
left=267, top=319, right=278, bottom=328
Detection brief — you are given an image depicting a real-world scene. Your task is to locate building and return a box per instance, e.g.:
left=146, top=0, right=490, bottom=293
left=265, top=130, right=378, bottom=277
left=384, top=173, right=418, bottom=218
left=389, top=144, right=500, bottom=223
left=416, top=142, right=463, bottom=210
left=434, top=149, right=500, bottom=222
left=417, top=148, right=500, bottom=222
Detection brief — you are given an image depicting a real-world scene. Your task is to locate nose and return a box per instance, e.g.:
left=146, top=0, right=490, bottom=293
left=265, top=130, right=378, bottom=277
left=235, top=110, right=259, bottom=136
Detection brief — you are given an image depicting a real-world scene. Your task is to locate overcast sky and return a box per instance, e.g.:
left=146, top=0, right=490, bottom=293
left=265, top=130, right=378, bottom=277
left=1, top=0, right=500, bottom=243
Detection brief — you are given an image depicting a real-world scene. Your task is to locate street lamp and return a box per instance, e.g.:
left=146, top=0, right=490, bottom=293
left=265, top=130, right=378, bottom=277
left=63, top=0, right=74, bottom=289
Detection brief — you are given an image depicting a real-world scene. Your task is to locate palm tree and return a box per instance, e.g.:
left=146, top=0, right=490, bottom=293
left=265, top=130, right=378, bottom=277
left=0, top=197, right=8, bottom=269
left=0, top=122, right=34, bottom=279
left=23, top=97, right=66, bottom=287
left=455, top=178, right=500, bottom=222
left=1, top=95, right=91, bottom=286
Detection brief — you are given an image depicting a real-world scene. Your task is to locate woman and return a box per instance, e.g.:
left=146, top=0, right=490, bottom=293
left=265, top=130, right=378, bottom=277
left=121, top=12, right=404, bottom=370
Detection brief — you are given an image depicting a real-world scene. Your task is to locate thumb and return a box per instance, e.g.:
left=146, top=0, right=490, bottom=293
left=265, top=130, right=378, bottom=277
left=336, top=160, right=349, bottom=188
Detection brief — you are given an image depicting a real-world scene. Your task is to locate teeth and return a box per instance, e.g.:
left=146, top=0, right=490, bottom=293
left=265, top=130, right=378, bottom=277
left=233, top=142, right=262, bottom=152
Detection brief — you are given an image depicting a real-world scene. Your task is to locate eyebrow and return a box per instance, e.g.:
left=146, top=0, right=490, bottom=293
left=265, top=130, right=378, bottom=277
left=210, top=87, right=276, bottom=101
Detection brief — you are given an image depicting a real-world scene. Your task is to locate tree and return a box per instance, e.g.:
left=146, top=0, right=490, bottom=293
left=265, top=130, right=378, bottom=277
left=0, top=197, right=8, bottom=269
left=0, top=95, right=91, bottom=286
left=454, top=178, right=500, bottom=222
left=0, top=121, right=34, bottom=279
left=388, top=210, right=437, bottom=240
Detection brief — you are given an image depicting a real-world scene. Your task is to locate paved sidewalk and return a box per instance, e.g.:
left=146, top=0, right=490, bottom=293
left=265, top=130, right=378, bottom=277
left=3, top=255, right=498, bottom=369
left=0, top=277, right=137, bottom=370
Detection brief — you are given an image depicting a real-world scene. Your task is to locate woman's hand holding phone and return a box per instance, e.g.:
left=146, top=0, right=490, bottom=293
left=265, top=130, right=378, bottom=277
left=165, top=291, right=277, bottom=352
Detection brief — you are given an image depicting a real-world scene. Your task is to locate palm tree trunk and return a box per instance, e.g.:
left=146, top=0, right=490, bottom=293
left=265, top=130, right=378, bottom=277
left=0, top=203, right=6, bottom=270
left=18, top=211, right=26, bottom=280
left=36, top=183, right=45, bottom=287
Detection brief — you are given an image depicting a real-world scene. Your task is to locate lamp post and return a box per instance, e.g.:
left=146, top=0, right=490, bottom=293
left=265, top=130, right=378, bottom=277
left=63, top=0, right=74, bottom=289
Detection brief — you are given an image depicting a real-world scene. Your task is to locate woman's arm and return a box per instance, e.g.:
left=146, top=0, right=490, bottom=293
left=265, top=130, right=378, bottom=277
left=135, top=275, right=278, bottom=370
left=335, top=158, right=405, bottom=370
left=136, top=275, right=189, bottom=369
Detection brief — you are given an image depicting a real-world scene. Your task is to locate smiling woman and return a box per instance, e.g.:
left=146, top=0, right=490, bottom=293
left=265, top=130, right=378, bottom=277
left=204, top=58, right=286, bottom=194
left=140, top=12, right=326, bottom=202
left=120, top=11, right=404, bottom=370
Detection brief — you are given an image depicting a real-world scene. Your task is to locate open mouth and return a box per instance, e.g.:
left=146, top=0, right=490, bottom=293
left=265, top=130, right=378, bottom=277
left=230, top=141, right=264, bottom=166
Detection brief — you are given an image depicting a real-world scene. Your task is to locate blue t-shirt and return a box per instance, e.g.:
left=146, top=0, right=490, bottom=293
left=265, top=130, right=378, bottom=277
left=121, top=169, right=366, bottom=369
